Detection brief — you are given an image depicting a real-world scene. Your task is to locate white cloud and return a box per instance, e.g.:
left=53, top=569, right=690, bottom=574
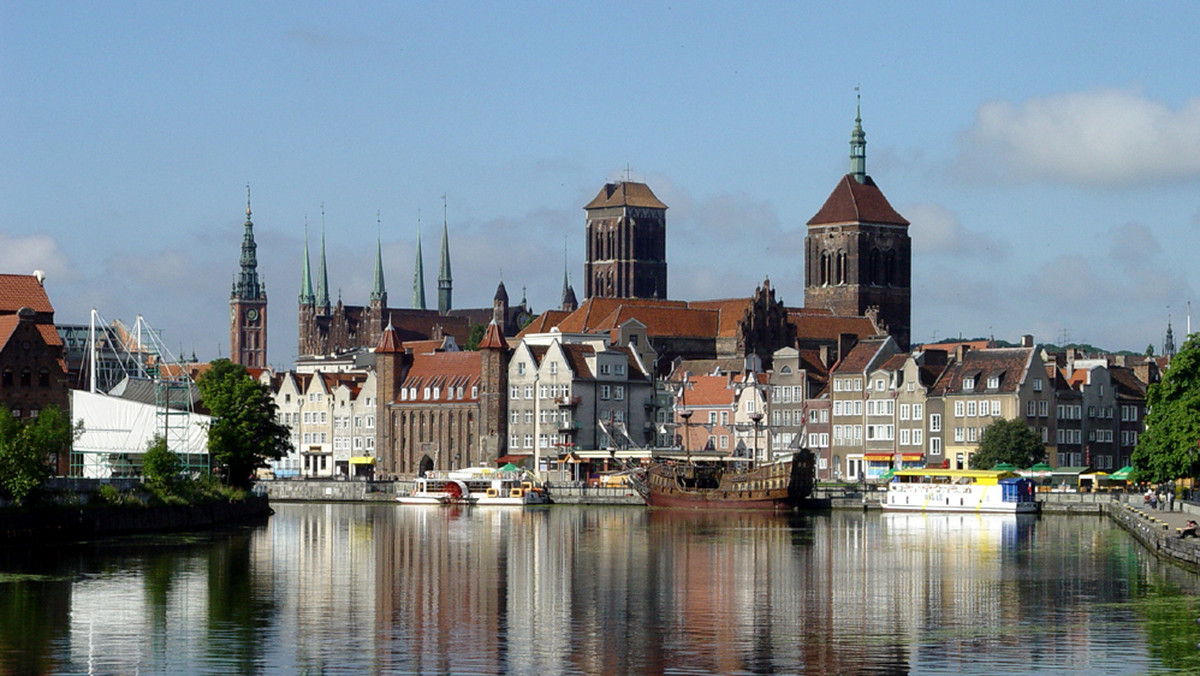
left=905, top=203, right=1009, bottom=259
left=957, top=89, right=1200, bottom=186
left=0, top=232, right=74, bottom=281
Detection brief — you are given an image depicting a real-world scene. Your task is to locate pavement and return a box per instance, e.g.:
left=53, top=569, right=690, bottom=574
left=1124, top=496, right=1197, bottom=536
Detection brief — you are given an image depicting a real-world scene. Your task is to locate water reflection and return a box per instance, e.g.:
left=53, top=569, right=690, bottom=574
left=1, top=506, right=1199, bottom=674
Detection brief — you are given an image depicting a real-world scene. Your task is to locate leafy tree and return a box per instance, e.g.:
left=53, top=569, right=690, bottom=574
left=142, top=435, right=183, bottom=493
left=196, top=359, right=292, bottom=490
left=0, top=405, right=75, bottom=505
left=1146, top=344, right=1156, bottom=358
left=969, top=418, right=1046, bottom=470
left=465, top=323, right=487, bottom=350
left=1132, top=333, right=1200, bottom=484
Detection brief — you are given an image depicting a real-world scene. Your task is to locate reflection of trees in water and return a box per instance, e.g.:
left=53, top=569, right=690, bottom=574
left=0, top=547, right=72, bottom=675
left=205, top=532, right=277, bottom=673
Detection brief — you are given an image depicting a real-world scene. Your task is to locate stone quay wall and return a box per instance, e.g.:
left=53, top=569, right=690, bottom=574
left=1, top=496, right=273, bottom=542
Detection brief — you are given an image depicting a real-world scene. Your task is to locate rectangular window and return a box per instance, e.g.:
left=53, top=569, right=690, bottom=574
left=899, top=428, right=911, bottom=446
left=719, top=435, right=729, bottom=449
left=524, top=386, right=534, bottom=399
left=1033, top=378, right=1043, bottom=392
left=600, top=385, right=611, bottom=400
left=1038, top=400, right=1049, bottom=417
left=991, top=400, right=1001, bottom=417
left=987, top=376, right=999, bottom=389
left=1027, top=401, right=1036, bottom=417
left=966, top=401, right=977, bottom=417
left=954, top=427, right=965, bottom=442
left=854, top=425, right=862, bottom=441
left=899, top=404, right=910, bottom=421
left=913, top=403, right=923, bottom=420
left=511, top=385, right=520, bottom=399
left=963, top=377, right=975, bottom=391
left=720, top=411, right=729, bottom=426
left=549, top=362, right=558, bottom=375
left=511, top=411, right=520, bottom=424
left=930, top=413, right=942, bottom=432
left=599, top=364, right=610, bottom=375
left=524, top=411, right=533, bottom=423
left=930, top=437, right=941, bottom=455
left=517, top=362, right=526, bottom=375
left=614, top=386, right=625, bottom=401
left=954, top=401, right=965, bottom=417
left=913, top=429, right=923, bottom=446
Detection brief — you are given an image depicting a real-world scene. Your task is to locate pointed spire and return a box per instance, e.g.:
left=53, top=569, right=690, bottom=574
left=479, top=319, right=507, bottom=350
left=438, top=194, right=452, bottom=315
left=413, top=213, right=427, bottom=310
left=316, top=204, right=331, bottom=312
left=376, top=315, right=404, bottom=353
left=371, top=211, right=386, bottom=303
left=850, top=88, right=867, bottom=184
left=299, top=217, right=315, bottom=305
left=235, top=184, right=263, bottom=300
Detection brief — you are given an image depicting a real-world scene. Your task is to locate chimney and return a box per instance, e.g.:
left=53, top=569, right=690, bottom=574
left=957, top=344, right=970, bottom=362
left=1020, top=334, right=1034, bottom=348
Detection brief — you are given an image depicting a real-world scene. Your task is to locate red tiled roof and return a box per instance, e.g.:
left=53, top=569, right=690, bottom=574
left=36, top=324, right=62, bottom=347
left=876, top=353, right=908, bottom=373
left=929, top=347, right=1033, bottom=396
left=584, top=181, right=668, bottom=210
left=399, top=351, right=482, bottom=403
left=478, top=321, right=506, bottom=350
left=788, top=308, right=879, bottom=342
left=591, top=305, right=720, bottom=338
left=517, top=310, right=571, bottom=337
left=688, top=298, right=752, bottom=337
left=0, top=315, right=19, bottom=350
left=560, top=344, right=596, bottom=379
left=678, top=373, right=735, bottom=408
left=0, top=274, right=54, bottom=314
left=833, top=338, right=890, bottom=374
left=376, top=325, right=404, bottom=353
left=807, top=175, right=909, bottom=227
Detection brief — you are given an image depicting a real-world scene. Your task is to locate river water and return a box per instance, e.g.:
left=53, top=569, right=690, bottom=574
left=2, top=503, right=1200, bottom=675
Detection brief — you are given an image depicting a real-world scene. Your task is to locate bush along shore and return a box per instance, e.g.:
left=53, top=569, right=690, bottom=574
left=0, top=478, right=273, bottom=543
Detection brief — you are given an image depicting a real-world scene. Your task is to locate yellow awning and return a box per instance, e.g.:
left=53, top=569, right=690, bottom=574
left=349, top=456, right=375, bottom=465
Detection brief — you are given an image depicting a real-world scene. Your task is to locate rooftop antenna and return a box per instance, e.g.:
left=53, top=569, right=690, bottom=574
left=624, top=164, right=632, bottom=182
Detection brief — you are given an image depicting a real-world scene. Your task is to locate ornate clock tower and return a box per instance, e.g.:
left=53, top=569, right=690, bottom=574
left=231, top=186, right=268, bottom=368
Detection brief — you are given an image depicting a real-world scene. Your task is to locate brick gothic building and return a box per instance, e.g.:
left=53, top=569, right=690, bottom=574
left=583, top=181, right=668, bottom=300
left=230, top=188, right=268, bottom=368
left=375, top=319, right=509, bottom=478
left=804, top=105, right=912, bottom=350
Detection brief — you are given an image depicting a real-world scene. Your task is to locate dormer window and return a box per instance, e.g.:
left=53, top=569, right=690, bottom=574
left=987, top=376, right=999, bottom=389
left=962, top=377, right=975, bottom=391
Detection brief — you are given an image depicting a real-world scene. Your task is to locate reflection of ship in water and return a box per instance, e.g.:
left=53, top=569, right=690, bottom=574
left=883, top=510, right=1038, bottom=549
left=632, top=450, right=816, bottom=510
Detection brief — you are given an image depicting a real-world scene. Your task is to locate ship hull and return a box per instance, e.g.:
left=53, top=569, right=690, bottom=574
left=640, top=451, right=815, bottom=511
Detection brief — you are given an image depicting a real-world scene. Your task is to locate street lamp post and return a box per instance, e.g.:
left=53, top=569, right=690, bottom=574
left=750, top=412, right=764, bottom=467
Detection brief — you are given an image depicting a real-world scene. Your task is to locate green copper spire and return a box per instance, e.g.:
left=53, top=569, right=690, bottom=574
left=437, top=196, right=452, bottom=315
left=850, top=90, right=867, bottom=184
left=299, top=218, right=315, bottom=305
left=371, top=211, right=386, bottom=304
left=316, top=204, right=331, bottom=312
left=235, top=184, right=264, bottom=300
left=413, top=214, right=427, bottom=310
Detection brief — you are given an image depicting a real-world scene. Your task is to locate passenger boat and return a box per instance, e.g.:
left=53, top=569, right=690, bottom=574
left=397, top=467, right=548, bottom=506
left=632, top=451, right=815, bottom=510
left=882, top=468, right=1038, bottom=513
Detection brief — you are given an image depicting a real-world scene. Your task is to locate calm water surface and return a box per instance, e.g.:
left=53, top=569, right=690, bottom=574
left=2, top=504, right=1200, bottom=675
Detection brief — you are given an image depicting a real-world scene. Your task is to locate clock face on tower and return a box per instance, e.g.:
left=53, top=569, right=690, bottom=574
left=246, top=308, right=259, bottom=322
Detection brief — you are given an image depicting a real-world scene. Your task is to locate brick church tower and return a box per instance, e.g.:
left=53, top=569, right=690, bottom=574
left=230, top=186, right=268, bottom=368
left=583, top=181, right=668, bottom=300
left=804, top=103, right=912, bottom=350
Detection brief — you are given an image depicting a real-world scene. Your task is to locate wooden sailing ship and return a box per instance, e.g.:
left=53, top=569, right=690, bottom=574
left=633, top=450, right=815, bottom=510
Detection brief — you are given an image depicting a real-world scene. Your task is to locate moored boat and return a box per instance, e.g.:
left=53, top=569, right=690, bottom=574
left=633, top=451, right=815, bottom=510
left=398, top=467, right=548, bottom=506
left=882, top=468, right=1037, bottom=513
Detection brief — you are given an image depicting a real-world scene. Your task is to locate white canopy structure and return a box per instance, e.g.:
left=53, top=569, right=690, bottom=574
left=72, top=389, right=211, bottom=478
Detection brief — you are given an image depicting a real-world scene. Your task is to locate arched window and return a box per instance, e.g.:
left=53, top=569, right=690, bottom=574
left=869, top=248, right=881, bottom=285
left=836, top=251, right=847, bottom=285
left=885, top=250, right=896, bottom=286
left=819, top=251, right=831, bottom=286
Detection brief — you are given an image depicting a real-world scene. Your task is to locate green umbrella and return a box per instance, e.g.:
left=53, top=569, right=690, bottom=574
left=879, top=468, right=897, bottom=481
left=1029, top=462, right=1054, bottom=472
left=499, top=462, right=521, bottom=472
left=1109, top=465, right=1134, bottom=481
left=992, top=462, right=1017, bottom=471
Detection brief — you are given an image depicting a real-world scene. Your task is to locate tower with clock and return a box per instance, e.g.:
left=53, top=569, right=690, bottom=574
left=230, top=186, right=268, bottom=368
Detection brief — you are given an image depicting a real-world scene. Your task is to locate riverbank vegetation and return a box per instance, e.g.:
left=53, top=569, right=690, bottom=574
left=1134, top=333, right=1200, bottom=484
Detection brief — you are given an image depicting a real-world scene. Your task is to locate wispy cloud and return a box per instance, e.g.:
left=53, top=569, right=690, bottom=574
left=0, top=233, right=74, bottom=281
left=905, top=203, right=1009, bottom=260
left=956, top=88, right=1200, bottom=186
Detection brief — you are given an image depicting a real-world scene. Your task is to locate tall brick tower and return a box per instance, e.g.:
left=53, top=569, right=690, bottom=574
left=230, top=186, right=268, bottom=368
left=583, top=181, right=667, bottom=300
left=804, top=102, right=912, bottom=350
left=477, top=320, right=509, bottom=459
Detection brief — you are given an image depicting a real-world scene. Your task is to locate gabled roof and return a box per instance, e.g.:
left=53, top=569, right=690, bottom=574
left=688, top=298, right=752, bottom=337
left=560, top=344, right=595, bottom=379
left=678, top=373, right=735, bottom=408
left=518, top=310, right=571, bottom=336
left=788, top=308, right=879, bottom=343
left=875, top=353, right=908, bottom=373
left=0, top=274, right=54, bottom=315
left=832, top=337, right=891, bottom=374
left=584, top=181, right=668, bottom=210
left=930, top=347, right=1033, bottom=396
left=397, top=351, right=482, bottom=403
left=478, top=321, right=506, bottom=350
left=591, top=305, right=720, bottom=338
left=807, top=175, right=909, bottom=227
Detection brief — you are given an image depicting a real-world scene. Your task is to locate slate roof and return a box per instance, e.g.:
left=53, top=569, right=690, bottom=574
left=929, top=347, right=1033, bottom=396
left=807, top=175, right=909, bottom=227
left=584, top=181, right=668, bottom=210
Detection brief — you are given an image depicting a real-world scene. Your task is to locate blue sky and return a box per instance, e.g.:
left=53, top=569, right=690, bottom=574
left=3, top=2, right=1198, bottom=368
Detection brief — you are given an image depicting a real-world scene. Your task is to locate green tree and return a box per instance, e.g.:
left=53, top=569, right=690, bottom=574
left=969, top=417, right=1046, bottom=470
left=1146, top=344, right=1156, bottom=358
left=1132, top=333, right=1200, bottom=483
left=196, top=359, right=292, bottom=490
left=465, top=323, right=487, bottom=350
left=0, top=405, right=75, bottom=505
left=142, top=435, right=183, bottom=493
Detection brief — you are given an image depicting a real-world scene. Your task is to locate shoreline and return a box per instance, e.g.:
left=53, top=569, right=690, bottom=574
left=0, top=495, right=273, bottom=543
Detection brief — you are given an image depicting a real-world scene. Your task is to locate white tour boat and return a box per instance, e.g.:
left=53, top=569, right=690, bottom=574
left=882, top=468, right=1038, bottom=513
left=398, top=466, right=548, bottom=506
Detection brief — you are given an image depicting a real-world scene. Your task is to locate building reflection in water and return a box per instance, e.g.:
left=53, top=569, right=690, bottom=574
left=4, top=504, right=1200, bottom=674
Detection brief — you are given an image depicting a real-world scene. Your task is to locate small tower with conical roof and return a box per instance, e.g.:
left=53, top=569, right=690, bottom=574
left=478, top=319, right=509, bottom=459
left=375, top=317, right=411, bottom=477
left=230, top=185, right=268, bottom=368
left=438, top=197, right=453, bottom=315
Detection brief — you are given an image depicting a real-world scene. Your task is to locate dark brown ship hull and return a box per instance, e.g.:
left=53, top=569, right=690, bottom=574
left=639, top=451, right=815, bottom=510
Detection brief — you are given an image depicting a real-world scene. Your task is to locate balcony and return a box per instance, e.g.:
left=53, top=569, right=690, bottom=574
left=557, top=395, right=581, bottom=408
left=558, top=420, right=581, bottom=432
